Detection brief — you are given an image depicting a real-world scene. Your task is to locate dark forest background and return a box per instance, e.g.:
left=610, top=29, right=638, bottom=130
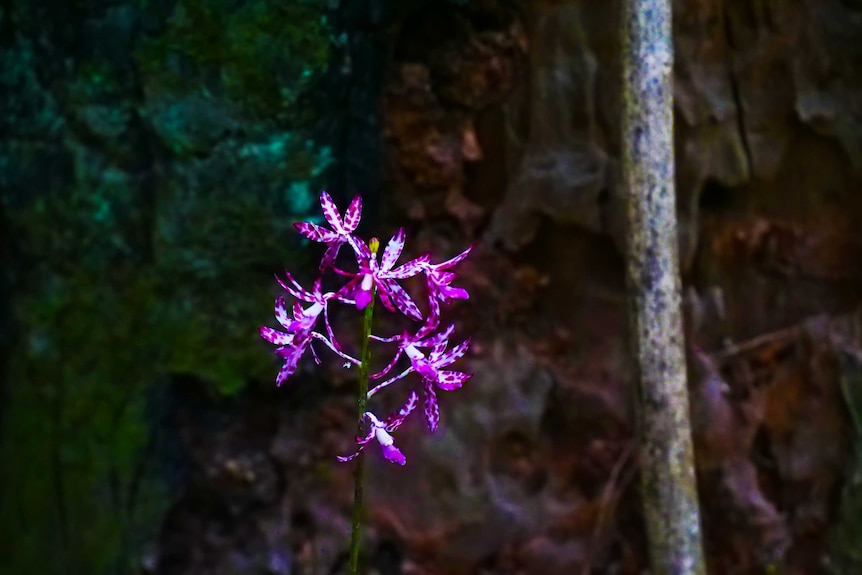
left=2, top=0, right=862, bottom=573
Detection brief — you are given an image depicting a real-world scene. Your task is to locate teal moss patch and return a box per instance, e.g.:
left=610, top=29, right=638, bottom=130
left=0, top=186, right=310, bottom=573
left=0, top=0, right=332, bottom=571
left=134, top=0, right=331, bottom=121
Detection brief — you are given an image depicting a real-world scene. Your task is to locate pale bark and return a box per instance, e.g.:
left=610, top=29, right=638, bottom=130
left=621, top=1, right=707, bottom=573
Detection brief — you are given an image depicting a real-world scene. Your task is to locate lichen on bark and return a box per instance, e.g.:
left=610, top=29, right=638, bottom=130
left=621, top=0, right=707, bottom=573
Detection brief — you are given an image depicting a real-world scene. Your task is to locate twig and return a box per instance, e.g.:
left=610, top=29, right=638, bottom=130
left=711, top=325, right=801, bottom=362
left=581, top=442, right=636, bottom=575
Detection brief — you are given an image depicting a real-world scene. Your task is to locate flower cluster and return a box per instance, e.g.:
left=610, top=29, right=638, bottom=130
left=260, top=192, right=472, bottom=465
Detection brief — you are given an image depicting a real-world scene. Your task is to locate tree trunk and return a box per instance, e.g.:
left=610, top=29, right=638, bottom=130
left=621, top=1, right=707, bottom=573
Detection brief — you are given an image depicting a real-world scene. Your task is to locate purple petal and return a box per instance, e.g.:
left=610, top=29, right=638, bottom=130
left=337, top=438, right=370, bottom=462
left=380, top=228, right=405, bottom=271
left=275, top=348, right=303, bottom=386
left=333, top=275, right=361, bottom=302
left=414, top=358, right=438, bottom=381
left=436, top=338, right=471, bottom=367
left=260, top=326, right=294, bottom=346
left=343, top=195, right=363, bottom=232
left=418, top=324, right=455, bottom=348
left=431, top=338, right=448, bottom=357
left=323, top=304, right=342, bottom=352
left=370, top=332, right=403, bottom=343
left=385, top=391, right=419, bottom=431
left=276, top=270, right=314, bottom=302
left=371, top=347, right=403, bottom=380
left=423, top=381, right=440, bottom=432
left=337, top=419, right=375, bottom=462
left=433, top=271, right=457, bottom=284
left=367, top=366, right=415, bottom=399
left=353, top=239, right=372, bottom=260
left=294, top=221, right=339, bottom=243
left=438, top=285, right=470, bottom=301
left=380, top=443, right=406, bottom=466
left=436, top=370, right=471, bottom=391
left=347, top=235, right=368, bottom=260
left=375, top=285, right=397, bottom=314
left=319, top=241, right=344, bottom=272
left=384, top=279, right=423, bottom=321
left=354, top=286, right=373, bottom=310
left=311, top=331, right=361, bottom=366
left=319, top=191, right=346, bottom=233
left=435, top=244, right=473, bottom=270
left=387, top=254, right=430, bottom=279
left=286, top=310, right=318, bottom=332
left=414, top=301, right=441, bottom=340
left=309, top=341, right=322, bottom=364
left=274, top=297, right=291, bottom=328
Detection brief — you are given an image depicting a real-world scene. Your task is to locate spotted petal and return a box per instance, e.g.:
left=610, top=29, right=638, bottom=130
left=434, top=244, right=473, bottom=270
left=436, top=370, right=471, bottom=391
left=319, top=191, right=347, bottom=233
left=385, top=391, right=419, bottom=431
left=336, top=425, right=375, bottom=462
left=423, top=381, right=440, bottom=432
left=318, top=242, right=344, bottom=272
left=387, top=254, right=430, bottom=280
left=437, top=338, right=471, bottom=366
left=380, top=443, right=406, bottom=465
left=274, top=296, right=291, bottom=328
left=294, top=221, right=340, bottom=243
left=274, top=345, right=304, bottom=386
left=259, top=326, right=294, bottom=346
left=418, top=324, right=456, bottom=349
left=383, top=279, right=423, bottom=321
left=380, top=228, right=405, bottom=271
left=343, top=195, right=363, bottom=232
left=275, top=270, right=316, bottom=302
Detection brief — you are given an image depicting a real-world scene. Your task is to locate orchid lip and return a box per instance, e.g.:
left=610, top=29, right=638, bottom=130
left=404, top=344, right=424, bottom=361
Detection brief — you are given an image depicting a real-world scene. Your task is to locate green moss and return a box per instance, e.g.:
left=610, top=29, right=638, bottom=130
left=0, top=163, right=318, bottom=573
left=134, top=0, right=330, bottom=121
left=0, top=250, right=293, bottom=572
left=1, top=3, right=333, bottom=569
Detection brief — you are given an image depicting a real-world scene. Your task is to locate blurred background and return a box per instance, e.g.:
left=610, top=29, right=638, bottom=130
left=2, top=0, right=862, bottom=573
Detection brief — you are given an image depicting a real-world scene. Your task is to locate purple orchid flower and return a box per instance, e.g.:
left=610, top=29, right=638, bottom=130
left=335, top=229, right=429, bottom=321
left=294, top=191, right=364, bottom=271
left=263, top=191, right=474, bottom=465
left=337, top=391, right=419, bottom=466
left=418, top=245, right=473, bottom=335
left=367, top=325, right=471, bottom=432
left=259, top=272, right=360, bottom=386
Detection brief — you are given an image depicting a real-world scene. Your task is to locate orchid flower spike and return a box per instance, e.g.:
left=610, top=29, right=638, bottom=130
left=262, top=191, right=474, bottom=465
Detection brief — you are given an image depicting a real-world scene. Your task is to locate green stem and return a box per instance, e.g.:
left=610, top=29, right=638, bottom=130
left=349, top=291, right=375, bottom=575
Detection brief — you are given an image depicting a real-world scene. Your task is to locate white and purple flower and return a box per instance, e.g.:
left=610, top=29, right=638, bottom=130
left=337, top=392, right=419, bottom=466
left=260, top=192, right=472, bottom=464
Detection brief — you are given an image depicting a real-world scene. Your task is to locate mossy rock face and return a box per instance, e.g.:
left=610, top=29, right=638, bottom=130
left=0, top=0, right=332, bottom=572
left=135, top=0, right=330, bottom=124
